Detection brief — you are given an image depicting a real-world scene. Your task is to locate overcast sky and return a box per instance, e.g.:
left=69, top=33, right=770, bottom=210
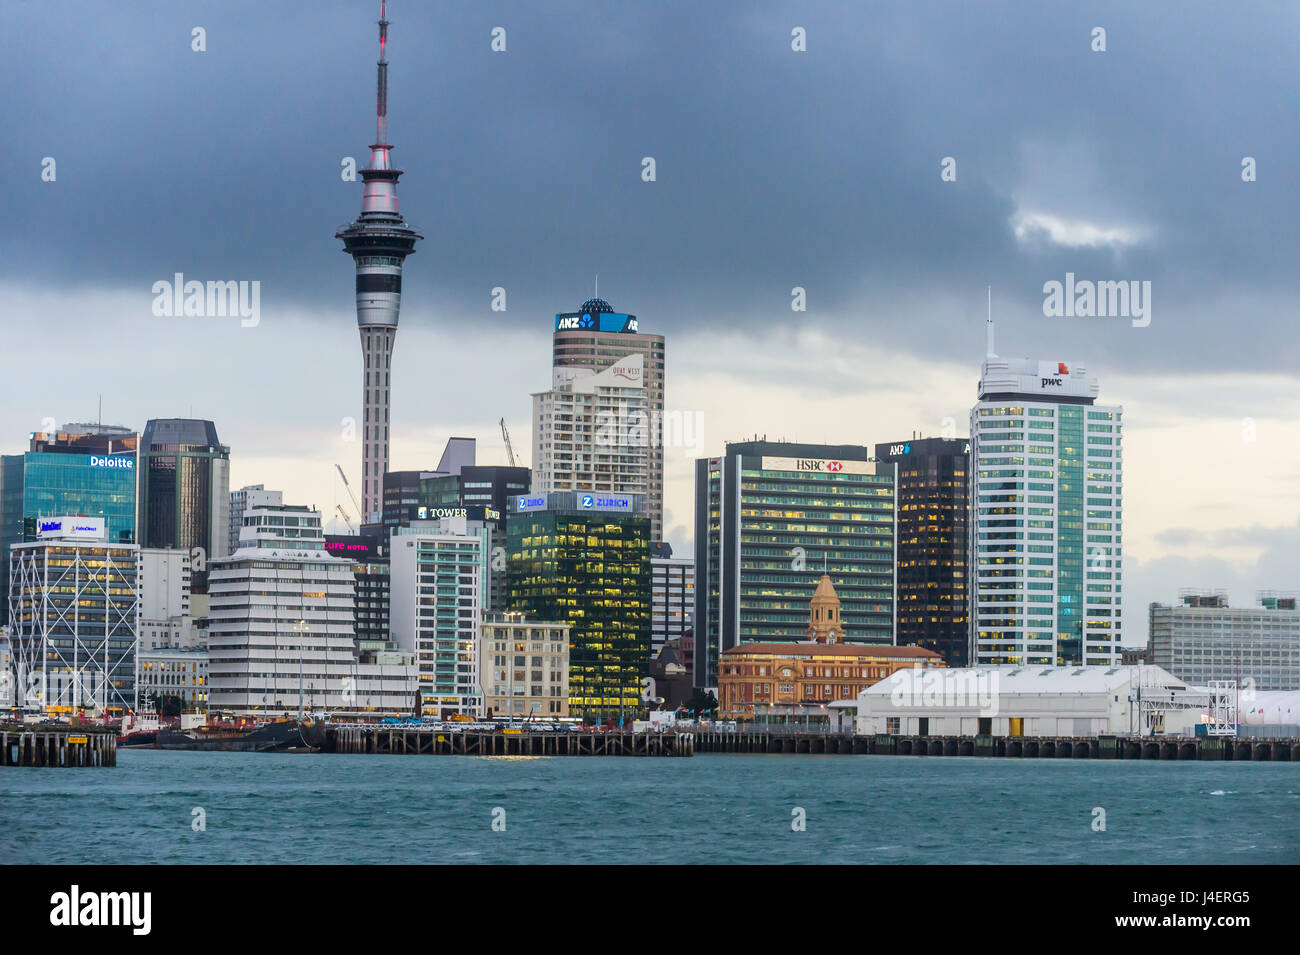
left=4, top=1, right=1299, bottom=645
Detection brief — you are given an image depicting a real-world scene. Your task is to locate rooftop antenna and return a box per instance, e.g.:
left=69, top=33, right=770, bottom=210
left=376, top=0, right=389, bottom=146
left=985, top=285, right=996, bottom=357
left=595, top=273, right=598, bottom=298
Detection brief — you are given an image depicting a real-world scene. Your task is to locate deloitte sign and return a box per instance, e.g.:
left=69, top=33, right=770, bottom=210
left=89, top=455, right=135, bottom=470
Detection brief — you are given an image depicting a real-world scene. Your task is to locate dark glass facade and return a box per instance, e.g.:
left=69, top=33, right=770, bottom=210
left=694, top=442, right=895, bottom=688
left=875, top=438, right=969, bottom=666
left=506, top=495, right=650, bottom=722
left=324, top=533, right=390, bottom=652
left=382, top=466, right=529, bottom=533
left=138, top=419, right=229, bottom=592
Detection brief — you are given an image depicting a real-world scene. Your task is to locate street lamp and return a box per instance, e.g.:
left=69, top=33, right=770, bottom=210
left=293, top=619, right=308, bottom=720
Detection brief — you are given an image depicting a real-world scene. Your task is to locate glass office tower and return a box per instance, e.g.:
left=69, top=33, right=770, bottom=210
left=875, top=437, right=969, bottom=666
left=970, top=353, right=1123, bottom=666
left=693, top=442, right=895, bottom=689
left=0, top=426, right=138, bottom=625
left=138, top=418, right=230, bottom=591
left=506, top=491, right=650, bottom=722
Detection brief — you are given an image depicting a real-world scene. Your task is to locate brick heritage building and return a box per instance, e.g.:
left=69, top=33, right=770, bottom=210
left=717, top=572, right=944, bottom=718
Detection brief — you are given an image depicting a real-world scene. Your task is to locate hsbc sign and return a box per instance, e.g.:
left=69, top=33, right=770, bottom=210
left=761, top=456, right=874, bottom=476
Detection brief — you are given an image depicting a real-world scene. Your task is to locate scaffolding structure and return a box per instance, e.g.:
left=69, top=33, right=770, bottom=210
left=8, top=539, right=139, bottom=716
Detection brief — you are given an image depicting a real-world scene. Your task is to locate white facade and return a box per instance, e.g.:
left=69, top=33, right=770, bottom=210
left=207, top=502, right=415, bottom=718
left=7, top=520, right=139, bottom=715
left=552, top=322, right=667, bottom=539
left=856, top=664, right=1199, bottom=737
left=227, top=485, right=282, bottom=556
left=970, top=352, right=1123, bottom=667
left=532, top=353, right=651, bottom=512
left=137, top=547, right=195, bottom=650
left=652, top=555, right=694, bottom=653
left=0, top=630, right=13, bottom=709
left=390, top=529, right=483, bottom=716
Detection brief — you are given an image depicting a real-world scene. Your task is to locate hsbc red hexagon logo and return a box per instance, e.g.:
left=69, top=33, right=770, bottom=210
left=827, top=461, right=843, bottom=472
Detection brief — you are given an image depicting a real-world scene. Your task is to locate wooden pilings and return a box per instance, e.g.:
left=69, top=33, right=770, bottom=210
left=323, top=726, right=694, bottom=757
left=0, top=727, right=117, bottom=768
left=689, top=732, right=1300, bottom=761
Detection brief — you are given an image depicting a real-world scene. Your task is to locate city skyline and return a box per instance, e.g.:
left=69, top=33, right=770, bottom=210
left=4, top=1, right=1299, bottom=643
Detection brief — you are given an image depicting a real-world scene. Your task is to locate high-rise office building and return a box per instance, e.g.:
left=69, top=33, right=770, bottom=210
left=384, top=462, right=528, bottom=532
left=380, top=438, right=527, bottom=614
left=693, top=442, right=896, bottom=689
left=324, top=533, right=390, bottom=652
left=507, top=491, right=651, bottom=722
left=550, top=297, right=666, bottom=539
left=336, top=1, right=422, bottom=523
left=228, top=485, right=282, bottom=556
left=389, top=526, right=484, bottom=717
left=8, top=516, right=138, bottom=716
left=208, top=499, right=417, bottom=718
left=0, top=425, right=138, bottom=625
left=1149, top=591, right=1300, bottom=691
left=969, top=334, right=1123, bottom=666
left=138, top=418, right=230, bottom=591
left=875, top=437, right=970, bottom=666
left=651, top=542, right=694, bottom=655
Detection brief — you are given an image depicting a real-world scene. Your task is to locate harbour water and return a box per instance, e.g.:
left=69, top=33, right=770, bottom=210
left=3, top=750, right=1298, bottom=864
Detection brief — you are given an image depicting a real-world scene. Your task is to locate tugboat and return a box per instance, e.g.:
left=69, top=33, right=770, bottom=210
left=118, top=697, right=162, bottom=747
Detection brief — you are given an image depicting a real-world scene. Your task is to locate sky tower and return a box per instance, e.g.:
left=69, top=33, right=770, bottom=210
left=336, top=0, right=422, bottom=523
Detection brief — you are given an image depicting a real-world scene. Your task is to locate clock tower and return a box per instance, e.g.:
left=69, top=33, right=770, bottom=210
left=806, top=572, right=842, bottom=644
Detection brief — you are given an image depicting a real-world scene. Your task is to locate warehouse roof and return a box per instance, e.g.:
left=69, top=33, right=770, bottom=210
left=860, top=663, right=1189, bottom=696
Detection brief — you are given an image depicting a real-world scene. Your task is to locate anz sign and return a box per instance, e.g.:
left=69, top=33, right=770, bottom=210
left=554, top=312, right=639, bottom=334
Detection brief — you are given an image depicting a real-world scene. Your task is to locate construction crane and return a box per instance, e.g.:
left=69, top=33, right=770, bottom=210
left=499, top=418, right=518, bottom=468
left=335, top=464, right=364, bottom=524
left=335, top=504, right=355, bottom=534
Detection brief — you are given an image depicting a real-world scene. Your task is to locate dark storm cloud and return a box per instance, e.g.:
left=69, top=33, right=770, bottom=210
left=3, top=0, right=1297, bottom=372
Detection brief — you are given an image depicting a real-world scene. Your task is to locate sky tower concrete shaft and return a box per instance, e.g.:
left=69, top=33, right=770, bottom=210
left=335, top=0, right=422, bottom=522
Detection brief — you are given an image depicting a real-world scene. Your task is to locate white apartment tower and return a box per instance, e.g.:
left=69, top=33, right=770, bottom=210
left=137, top=547, right=195, bottom=650
left=532, top=352, right=651, bottom=511
left=389, top=527, right=484, bottom=717
left=207, top=500, right=416, bottom=717
left=551, top=297, right=666, bottom=538
left=969, top=332, right=1123, bottom=667
left=228, top=485, right=283, bottom=556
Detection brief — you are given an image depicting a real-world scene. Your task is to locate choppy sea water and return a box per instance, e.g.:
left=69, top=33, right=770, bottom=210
left=3, top=750, right=1298, bottom=864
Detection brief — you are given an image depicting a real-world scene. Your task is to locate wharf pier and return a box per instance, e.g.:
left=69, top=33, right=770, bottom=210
left=1, top=725, right=118, bottom=768
left=693, top=730, right=1300, bottom=761
left=326, top=725, right=693, bottom=757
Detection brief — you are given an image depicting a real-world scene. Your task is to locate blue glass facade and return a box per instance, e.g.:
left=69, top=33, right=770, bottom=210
left=20, top=451, right=137, bottom=543
left=1, top=450, right=137, bottom=625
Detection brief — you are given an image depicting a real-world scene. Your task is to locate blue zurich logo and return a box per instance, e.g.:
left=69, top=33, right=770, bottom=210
left=581, top=495, right=594, bottom=508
